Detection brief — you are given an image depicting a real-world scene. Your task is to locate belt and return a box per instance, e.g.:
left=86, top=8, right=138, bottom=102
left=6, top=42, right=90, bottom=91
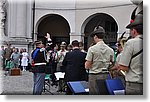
left=89, top=72, right=109, bottom=75
left=34, top=63, right=47, bottom=66
left=126, top=81, right=143, bottom=85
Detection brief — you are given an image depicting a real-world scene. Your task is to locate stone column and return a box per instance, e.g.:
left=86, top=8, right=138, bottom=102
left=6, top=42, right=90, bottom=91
left=70, top=32, right=82, bottom=43
left=15, top=2, right=27, bottom=37
left=0, top=0, right=6, bottom=40
left=7, top=0, right=27, bottom=38
left=26, top=0, right=33, bottom=39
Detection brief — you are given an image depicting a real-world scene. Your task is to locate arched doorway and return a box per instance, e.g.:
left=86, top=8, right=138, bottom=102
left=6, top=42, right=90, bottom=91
left=36, top=14, right=70, bottom=46
left=81, top=13, right=118, bottom=50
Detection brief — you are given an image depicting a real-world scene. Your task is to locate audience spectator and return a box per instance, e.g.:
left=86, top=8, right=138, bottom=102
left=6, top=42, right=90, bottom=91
left=57, top=42, right=68, bottom=72
left=10, top=48, right=20, bottom=68
left=0, top=46, right=5, bottom=70
left=21, top=49, right=29, bottom=71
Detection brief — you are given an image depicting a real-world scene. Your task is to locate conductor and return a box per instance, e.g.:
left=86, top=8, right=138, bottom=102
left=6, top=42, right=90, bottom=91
left=31, top=33, right=52, bottom=95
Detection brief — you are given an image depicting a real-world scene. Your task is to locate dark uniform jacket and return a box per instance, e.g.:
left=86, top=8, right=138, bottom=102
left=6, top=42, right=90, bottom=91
left=31, top=42, right=53, bottom=73
left=62, top=48, right=88, bottom=82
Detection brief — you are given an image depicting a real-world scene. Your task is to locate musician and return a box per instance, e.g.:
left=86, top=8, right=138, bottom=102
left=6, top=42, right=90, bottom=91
left=118, top=14, right=143, bottom=95
left=85, top=26, right=114, bottom=95
left=110, top=43, right=125, bottom=87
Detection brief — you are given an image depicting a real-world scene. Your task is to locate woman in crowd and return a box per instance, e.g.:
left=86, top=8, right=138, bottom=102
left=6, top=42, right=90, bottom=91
left=21, top=49, right=29, bottom=71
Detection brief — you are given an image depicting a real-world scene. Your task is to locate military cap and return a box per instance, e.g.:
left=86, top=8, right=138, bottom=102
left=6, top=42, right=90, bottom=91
left=90, top=26, right=105, bottom=37
left=60, top=41, right=67, bottom=47
left=126, top=14, right=143, bottom=29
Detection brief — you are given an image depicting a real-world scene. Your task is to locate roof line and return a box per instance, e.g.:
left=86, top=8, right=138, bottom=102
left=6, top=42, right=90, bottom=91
left=35, top=4, right=133, bottom=11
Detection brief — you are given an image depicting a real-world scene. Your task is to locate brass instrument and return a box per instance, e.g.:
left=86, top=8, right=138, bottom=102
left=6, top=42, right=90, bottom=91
left=108, top=32, right=128, bottom=78
left=109, top=1, right=143, bottom=78
left=117, top=31, right=128, bottom=48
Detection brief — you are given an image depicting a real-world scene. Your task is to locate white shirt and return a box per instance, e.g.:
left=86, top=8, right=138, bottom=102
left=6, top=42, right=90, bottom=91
left=57, top=50, right=68, bottom=63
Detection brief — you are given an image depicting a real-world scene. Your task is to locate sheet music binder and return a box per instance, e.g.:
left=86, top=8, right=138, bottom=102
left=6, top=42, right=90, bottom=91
left=105, top=79, right=125, bottom=95
left=67, top=81, right=88, bottom=94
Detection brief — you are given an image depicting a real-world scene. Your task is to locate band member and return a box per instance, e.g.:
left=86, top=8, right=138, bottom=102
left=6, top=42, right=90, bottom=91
left=116, top=2, right=143, bottom=94
left=118, top=14, right=143, bottom=95
left=85, top=26, right=114, bottom=95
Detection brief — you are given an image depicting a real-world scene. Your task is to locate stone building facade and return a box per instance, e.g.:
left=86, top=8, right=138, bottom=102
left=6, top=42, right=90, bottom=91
left=0, top=0, right=141, bottom=52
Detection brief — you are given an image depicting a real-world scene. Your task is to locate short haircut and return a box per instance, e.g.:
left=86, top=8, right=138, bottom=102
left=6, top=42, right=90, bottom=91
left=34, top=41, right=42, bottom=46
left=132, top=25, right=143, bottom=34
left=72, top=40, right=79, bottom=47
left=94, top=33, right=104, bottom=39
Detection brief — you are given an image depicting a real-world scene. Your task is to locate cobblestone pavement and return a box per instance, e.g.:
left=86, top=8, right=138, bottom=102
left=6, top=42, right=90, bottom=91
left=0, top=70, right=65, bottom=95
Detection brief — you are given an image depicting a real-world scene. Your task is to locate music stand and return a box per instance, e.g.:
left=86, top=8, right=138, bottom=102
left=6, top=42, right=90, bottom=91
left=43, top=74, right=54, bottom=95
left=54, top=72, right=65, bottom=92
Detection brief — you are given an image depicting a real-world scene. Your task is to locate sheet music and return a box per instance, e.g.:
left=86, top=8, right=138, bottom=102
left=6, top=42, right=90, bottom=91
left=113, top=90, right=125, bottom=95
left=54, top=72, right=65, bottom=80
left=85, top=88, right=89, bottom=92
